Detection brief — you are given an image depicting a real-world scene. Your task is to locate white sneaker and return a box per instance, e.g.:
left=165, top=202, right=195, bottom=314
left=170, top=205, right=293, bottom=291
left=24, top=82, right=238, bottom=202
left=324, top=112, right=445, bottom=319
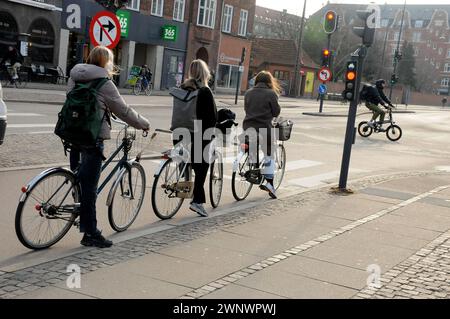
left=259, top=183, right=277, bottom=199
left=189, top=202, right=208, bottom=217
left=367, top=121, right=375, bottom=128
left=12, top=75, right=18, bottom=80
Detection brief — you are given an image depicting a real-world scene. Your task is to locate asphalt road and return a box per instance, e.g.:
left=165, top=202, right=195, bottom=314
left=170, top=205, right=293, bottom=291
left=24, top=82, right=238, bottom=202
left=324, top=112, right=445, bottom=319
left=1, top=97, right=450, bottom=272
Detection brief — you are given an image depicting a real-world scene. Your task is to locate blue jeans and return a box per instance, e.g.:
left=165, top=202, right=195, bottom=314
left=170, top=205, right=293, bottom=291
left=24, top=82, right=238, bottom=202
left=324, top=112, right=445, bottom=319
left=70, top=143, right=104, bottom=234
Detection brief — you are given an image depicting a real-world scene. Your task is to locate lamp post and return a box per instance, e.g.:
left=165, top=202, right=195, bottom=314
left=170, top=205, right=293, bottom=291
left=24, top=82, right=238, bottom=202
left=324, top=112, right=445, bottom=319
left=293, top=0, right=307, bottom=97
left=389, top=0, right=407, bottom=99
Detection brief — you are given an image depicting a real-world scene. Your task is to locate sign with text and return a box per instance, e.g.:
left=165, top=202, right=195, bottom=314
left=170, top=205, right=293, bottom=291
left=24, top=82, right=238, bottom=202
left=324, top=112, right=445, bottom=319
left=116, top=10, right=130, bottom=38
left=162, top=25, right=177, bottom=41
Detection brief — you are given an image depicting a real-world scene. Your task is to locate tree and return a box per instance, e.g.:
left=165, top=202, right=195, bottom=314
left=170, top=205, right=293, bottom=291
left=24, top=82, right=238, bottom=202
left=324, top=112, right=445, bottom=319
left=397, top=42, right=417, bottom=89
left=303, top=15, right=327, bottom=66
left=415, top=58, right=438, bottom=93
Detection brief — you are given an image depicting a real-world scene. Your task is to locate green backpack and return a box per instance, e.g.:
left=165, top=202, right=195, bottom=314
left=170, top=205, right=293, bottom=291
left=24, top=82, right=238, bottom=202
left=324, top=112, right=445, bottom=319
left=55, top=78, right=109, bottom=147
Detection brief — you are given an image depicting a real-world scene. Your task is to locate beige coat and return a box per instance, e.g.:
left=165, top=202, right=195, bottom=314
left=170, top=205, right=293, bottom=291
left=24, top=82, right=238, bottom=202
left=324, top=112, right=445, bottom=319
left=67, top=64, right=150, bottom=140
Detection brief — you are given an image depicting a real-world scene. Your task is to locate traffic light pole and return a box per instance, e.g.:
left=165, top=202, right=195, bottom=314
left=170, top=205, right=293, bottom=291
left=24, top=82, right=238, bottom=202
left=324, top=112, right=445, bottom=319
left=319, top=34, right=333, bottom=113
left=235, top=47, right=246, bottom=105
left=338, top=45, right=367, bottom=191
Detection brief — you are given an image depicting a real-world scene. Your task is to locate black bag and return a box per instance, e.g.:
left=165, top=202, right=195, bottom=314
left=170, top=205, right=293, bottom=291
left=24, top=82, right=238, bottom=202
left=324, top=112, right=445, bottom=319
left=216, top=108, right=236, bottom=134
left=276, top=119, right=293, bottom=141
left=359, top=84, right=371, bottom=102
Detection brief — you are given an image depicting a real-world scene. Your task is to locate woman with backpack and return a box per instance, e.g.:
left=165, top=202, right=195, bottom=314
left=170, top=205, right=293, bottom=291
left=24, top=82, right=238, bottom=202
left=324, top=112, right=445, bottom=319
left=243, top=71, right=281, bottom=199
left=67, top=46, right=150, bottom=248
left=173, top=59, right=217, bottom=217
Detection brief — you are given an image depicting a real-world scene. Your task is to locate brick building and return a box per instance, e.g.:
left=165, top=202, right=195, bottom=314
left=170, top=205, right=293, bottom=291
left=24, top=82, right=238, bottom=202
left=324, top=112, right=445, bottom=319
left=312, top=4, right=450, bottom=95
left=253, top=6, right=302, bottom=41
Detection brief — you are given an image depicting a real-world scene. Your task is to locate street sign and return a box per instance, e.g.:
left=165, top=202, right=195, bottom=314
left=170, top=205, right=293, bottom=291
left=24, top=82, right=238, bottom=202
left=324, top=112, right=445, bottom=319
left=239, top=65, right=245, bottom=73
left=89, top=11, right=121, bottom=49
left=162, top=25, right=177, bottom=41
left=319, top=84, right=327, bottom=95
left=318, top=67, right=332, bottom=82
left=116, top=10, right=130, bottom=38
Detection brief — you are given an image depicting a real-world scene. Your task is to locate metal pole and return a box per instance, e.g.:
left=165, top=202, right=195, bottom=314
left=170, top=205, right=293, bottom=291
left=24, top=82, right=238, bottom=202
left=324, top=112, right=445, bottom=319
left=319, top=34, right=332, bottom=113
left=293, top=0, right=307, bottom=97
left=389, top=0, right=407, bottom=99
left=338, top=46, right=367, bottom=191
left=235, top=62, right=241, bottom=105
left=378, top=25, right=389, bottom=79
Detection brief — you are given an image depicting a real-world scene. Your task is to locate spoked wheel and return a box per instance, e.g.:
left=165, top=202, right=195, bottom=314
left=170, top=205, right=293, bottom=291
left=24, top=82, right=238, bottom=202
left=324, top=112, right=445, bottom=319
left=133, top=79, right=142, bottom=96
left=145, top=83, right=153, bottom=96
left=209, top=153, right=224, bottom=209
left=108, top=162, right=146, bottom=232
left=15, top=78, right=27, bottom=89
left=358, top=121, right=373, bottom=138
left=15, top=169, right=80, bottom=250
left=152, top=159, right=188, bottom=220
left=232, top=152, right=254, bottom=201
left=386, top=125, right=403, bottom=142
left=273, top=144, right=286, bottom=190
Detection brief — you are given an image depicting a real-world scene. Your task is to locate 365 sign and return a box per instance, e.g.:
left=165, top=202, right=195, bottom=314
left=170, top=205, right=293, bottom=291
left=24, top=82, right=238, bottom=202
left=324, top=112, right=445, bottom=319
left=162, top=25, right=177, bottom=41
left=116, top=10, right=130, bottom=38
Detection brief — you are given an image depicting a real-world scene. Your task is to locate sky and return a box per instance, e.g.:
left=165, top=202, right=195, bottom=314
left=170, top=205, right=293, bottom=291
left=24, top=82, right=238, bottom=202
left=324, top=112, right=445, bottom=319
left=256, top=0, right=450, bottom=18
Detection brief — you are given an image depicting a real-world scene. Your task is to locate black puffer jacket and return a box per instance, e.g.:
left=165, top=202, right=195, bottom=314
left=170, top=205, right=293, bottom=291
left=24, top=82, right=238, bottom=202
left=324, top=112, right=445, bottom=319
left=365, top=80, right=393, bottom=107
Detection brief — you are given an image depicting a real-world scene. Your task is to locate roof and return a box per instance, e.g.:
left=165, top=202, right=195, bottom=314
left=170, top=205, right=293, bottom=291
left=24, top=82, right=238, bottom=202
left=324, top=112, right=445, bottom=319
left=250, top=38, right=319, bottom=70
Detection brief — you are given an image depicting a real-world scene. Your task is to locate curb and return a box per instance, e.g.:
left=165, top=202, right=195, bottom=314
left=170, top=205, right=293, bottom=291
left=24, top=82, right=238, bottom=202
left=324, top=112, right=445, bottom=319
left=303, top=110, right=416, bottom=117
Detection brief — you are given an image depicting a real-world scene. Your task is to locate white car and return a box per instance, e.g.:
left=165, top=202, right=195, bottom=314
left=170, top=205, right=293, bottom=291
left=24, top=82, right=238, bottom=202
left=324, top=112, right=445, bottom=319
left=0, top=82, right=7, bottom=145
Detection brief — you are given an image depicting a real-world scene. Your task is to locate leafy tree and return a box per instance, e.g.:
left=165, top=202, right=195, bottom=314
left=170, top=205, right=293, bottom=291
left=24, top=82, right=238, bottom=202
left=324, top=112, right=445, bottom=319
left=303, top=15, right=327, bottom=65
left=397, top=42, right=417, bottom=89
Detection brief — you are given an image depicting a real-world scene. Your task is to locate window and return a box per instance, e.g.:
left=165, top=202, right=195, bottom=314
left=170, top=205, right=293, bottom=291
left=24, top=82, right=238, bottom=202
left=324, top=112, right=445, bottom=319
left=222, top=5, right=233, bottom=33
left=217, top=64, right=239, bottom=88
left=441, top=78, right=450, bottom=87
left=412, top=32, right=421, bottom=42
left=439, top=48, right=443, bottom=55
left=414, top=47, right=419, bottom=56
left=238, top=10, right=248, bottom=36
left=126, top=0, right=140, bottom=11
left=173, top=0, right=185, bottom=22
left=445, top=63, right=450, bottom=73
left=433, top=43, right=437, bottom=50
left=381, top=19, right=389, bottom=27
left=28, top=18, right=55, bottom=63
left=197, top=0, right=217, bottom=28
left=393, top=32, right=400, bottom=41
left=151, top=0, right=164, bottom=17
left=274, top=70, right=289, bottom=81
left=436, top=62, right=440, bottom=69
left=415, top=20, right=423, bottom=28
left=435, top=20, right=444, bottom=27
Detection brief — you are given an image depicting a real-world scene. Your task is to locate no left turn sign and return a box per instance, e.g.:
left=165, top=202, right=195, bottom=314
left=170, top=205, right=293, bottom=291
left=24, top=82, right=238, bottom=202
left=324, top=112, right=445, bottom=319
left=89, top=11, right=121, bottom=49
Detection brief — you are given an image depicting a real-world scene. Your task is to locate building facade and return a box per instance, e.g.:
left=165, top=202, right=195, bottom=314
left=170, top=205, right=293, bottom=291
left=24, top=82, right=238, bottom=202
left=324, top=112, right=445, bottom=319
left=253, top=6, right=302, bottom=41
left=185, top=0, right=256, bottom=93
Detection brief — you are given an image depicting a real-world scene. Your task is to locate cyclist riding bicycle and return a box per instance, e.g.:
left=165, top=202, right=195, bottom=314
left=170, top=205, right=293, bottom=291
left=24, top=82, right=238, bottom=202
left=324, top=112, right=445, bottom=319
left=139, top=64, right=152, bottom=89
left=242, top=71, right=281, bottom=199
left=0, top=45, right=23, bottom=81
left=362, top=79, right=394, bottom=130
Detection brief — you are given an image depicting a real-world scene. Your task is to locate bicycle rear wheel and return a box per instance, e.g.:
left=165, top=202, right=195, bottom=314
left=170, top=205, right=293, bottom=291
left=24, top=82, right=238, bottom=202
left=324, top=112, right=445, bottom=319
left=15, top=78, right=27, bottom=89
left=133, top=79, right=142, bottom=96
left=108, top=162, right=146, bottom=232
left=209, top=153, right=223, bottom=208
left=152, top=159, right=188, bottom=220
left=232, top=152, right=253, bottom=201
left=273, top=144, right=286, bottom=190
left=15, top=168, right=80, bottom=250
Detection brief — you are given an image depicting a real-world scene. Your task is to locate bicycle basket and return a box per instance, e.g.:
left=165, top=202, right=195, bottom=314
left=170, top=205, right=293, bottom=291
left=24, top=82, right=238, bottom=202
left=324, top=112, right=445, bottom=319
left=276, top=120, right=294, bottom=141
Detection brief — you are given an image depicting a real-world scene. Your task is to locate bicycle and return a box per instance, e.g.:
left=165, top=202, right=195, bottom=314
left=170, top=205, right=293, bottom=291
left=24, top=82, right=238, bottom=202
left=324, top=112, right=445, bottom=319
left=133, top=76, right=153, bottom=96
left=15, top=118, right=159, bottom=250
left=151, top=132, right=225, bottom=220
left=231, top=127, right=287, bottom=201
left=1, top=64, right=27, bottom=88
left=358, top=108, right=403, bottom=142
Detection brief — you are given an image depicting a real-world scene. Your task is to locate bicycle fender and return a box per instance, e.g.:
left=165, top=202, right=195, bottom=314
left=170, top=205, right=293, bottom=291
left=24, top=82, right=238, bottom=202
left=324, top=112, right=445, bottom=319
left=154, top=159, right=170, bottom=177
left=106, top=165, right=130, bottom=207
left=19, top=167, right=76, bottom=202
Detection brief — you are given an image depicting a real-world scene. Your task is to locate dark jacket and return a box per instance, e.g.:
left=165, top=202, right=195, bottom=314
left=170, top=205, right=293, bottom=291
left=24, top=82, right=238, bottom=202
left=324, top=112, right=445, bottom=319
left=181, top=79, right=217, bottom=137
left=243, top=83, right=281, bottom=130
left=365, top=83, right=392, bottom=107
left=1, top=48, right=23, bottom=65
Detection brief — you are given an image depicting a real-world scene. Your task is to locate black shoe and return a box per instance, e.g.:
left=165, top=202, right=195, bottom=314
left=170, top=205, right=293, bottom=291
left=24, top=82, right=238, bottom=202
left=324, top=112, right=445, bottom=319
left=81, top=231, right=113, bottom=248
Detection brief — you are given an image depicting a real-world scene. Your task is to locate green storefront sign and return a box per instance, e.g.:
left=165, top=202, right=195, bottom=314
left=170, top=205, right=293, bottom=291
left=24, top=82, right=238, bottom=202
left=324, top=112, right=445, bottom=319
left=162, top=25, right=177, bottom=41
left=116, top=10, right=130, bottom=38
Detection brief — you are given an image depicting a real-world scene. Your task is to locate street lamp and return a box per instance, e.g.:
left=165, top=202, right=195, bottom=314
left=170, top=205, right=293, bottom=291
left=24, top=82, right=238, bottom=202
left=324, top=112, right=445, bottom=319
left=293, top=0, right=307, bottom=98
left=389, top=0, right=407, bottom=99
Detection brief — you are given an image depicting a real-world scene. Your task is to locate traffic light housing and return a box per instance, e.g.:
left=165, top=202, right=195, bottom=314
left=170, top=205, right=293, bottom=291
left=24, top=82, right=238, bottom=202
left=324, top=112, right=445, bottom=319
left=321, top=49, right=331, bottom=66
left=342, top=62, right=358, bottom=101
left=390, top=74, right=399, bottom=85
left=352, top=10, right=376, bottom=47
left=95, top=0, right=129, bottom=12
left=324, top=10, right=338, bottom=34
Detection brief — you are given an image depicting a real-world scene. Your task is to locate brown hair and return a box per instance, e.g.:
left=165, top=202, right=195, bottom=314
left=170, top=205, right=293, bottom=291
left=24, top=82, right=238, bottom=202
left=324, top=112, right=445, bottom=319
left=255, top=71, right=282, bottom=95
left=86, top=46, right=119, bottom=77
left=189, top=59, right=211, bottom=88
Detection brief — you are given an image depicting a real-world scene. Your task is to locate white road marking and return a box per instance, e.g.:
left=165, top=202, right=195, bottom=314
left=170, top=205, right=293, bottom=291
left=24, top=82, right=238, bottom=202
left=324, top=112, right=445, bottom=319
left=288, top=169, right=367, bottom=188
left=7, top=124, right=55, bottom=128
left=7, top=113, right=44, bottom=117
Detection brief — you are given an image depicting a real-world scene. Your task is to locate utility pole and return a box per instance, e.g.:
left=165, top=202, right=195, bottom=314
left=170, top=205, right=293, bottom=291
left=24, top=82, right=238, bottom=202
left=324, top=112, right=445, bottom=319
left=389, top=0, right=407, bottom=99
left=293, top=0, right=307, bottom=97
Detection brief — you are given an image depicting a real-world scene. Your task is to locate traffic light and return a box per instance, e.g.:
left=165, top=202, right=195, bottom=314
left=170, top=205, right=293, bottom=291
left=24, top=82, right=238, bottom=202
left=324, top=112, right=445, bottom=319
left=352, top=10, right=376, bottom=47
left=342, top=62, right=358, bottom=101
left=321, top=49, right=331, bottom=66
left=323, top=10, right=338, bottom=34
left=390, top=74, right=399, bottom=85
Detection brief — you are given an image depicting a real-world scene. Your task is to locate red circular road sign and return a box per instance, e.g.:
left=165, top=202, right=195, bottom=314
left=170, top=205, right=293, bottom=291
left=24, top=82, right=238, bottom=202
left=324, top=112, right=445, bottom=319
left=89, top=11, right=121, bottom=49
left=318, top=67, right=332, bottom=83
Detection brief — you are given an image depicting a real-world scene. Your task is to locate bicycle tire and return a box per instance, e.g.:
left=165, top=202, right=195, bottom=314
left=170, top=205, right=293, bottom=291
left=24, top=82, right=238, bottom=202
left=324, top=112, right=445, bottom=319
left=386, top=125, right=402, bottom=142
left=209, top=153, right=224, bottom=209
left=231, top=152, right=253, bottom=201
left=133, top=79, right=142, bottom=96
left=152, top=159, right=188, bottom=220
left=358, top=121, right=373, bottom=138
left=273, top=144, right=286, bottom=191
left=145, top=83, right=153, bottom=96
left=15, top=168, right=80, bottom=250
left=108, top=162, right=146, bottom=232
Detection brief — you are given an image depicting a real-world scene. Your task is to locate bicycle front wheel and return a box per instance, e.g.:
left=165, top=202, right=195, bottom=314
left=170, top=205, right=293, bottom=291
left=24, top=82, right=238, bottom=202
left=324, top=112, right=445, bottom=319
left=15, top=78, right=27, bottom=89
left=209, top=153, right=224, bottom=208
left=145, top=83, right=153, bottom=96
left=152, top=159, right=187, bottom=220
left=133, top=79, right=142, bottom=95
left=15, top=168, right=80, bottom=250
left=273, top=144, right=286, bottom=190
left=108, top=162, right=146, bottom=232
left=232, top=152, right=253, bottom=201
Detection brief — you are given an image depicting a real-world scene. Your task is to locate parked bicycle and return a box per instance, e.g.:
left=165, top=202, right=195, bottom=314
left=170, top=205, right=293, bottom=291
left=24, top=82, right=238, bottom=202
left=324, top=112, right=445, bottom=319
left=0, top=64, right=27, bottom=88
left=133, top=76, right=153, bottom=96
left=15, top=118, right=160, bottom=250
left=358, top=108, right=403, bottom=142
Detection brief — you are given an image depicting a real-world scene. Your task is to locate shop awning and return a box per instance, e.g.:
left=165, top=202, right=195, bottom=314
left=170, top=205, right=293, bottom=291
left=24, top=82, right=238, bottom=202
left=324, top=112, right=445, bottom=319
left=7, top=0, right=63, bottom=12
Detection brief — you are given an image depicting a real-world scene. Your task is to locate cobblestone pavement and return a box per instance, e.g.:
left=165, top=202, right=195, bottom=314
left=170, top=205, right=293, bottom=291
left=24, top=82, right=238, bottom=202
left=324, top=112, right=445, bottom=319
left=0, top=170, right=447, bottom=299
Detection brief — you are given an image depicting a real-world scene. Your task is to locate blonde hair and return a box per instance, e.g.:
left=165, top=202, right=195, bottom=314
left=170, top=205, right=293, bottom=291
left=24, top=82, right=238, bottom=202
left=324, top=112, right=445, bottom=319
left=255, top=71, right=282, bottom=96
left=86, top=46, right=119, bottom=77
left=189, top=59, right=211, bottom=88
